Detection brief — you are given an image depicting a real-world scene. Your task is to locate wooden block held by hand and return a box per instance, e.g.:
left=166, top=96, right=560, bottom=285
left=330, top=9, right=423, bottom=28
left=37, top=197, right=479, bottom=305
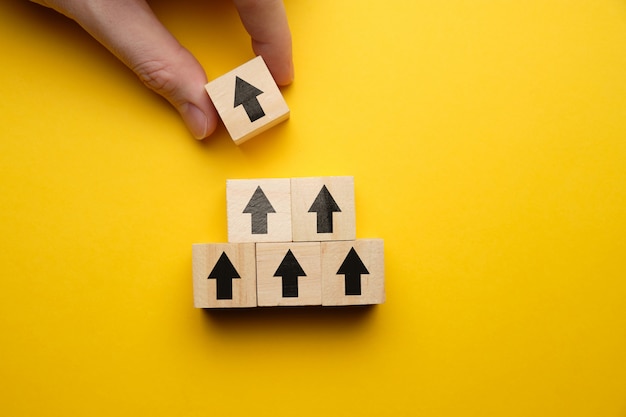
left=227, top=178, right=292, bottom=243
left=192, top=243, right=257, bottom=308
left=256, top=242, right=322, bottom=307
left=321, top=239, right=385, bottom=306
left=205, top=56, right=290, bottom=145
left=291, top=176, right=356, bottom=242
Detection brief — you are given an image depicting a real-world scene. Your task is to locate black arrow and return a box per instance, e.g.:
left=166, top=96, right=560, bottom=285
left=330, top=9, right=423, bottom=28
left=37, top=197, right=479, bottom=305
left=308, top=185, right=341, bottom=233
left=337, top=247, right=369, bottom=296
left=234, top=76, right=265, bottom=122
left=243, top=186, right=276, bottom=234
left=208, top=252, right=241, bottom=300
left=274, top=249, right=307, bottom=298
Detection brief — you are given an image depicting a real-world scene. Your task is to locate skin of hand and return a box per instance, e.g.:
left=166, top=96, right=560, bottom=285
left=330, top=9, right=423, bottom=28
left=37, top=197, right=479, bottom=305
left=30, top=0, right=294, bottom=139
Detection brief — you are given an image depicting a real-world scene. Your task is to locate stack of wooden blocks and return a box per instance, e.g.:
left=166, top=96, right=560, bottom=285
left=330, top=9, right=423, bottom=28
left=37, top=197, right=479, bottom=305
left=192, top=176, right=385, bottom=308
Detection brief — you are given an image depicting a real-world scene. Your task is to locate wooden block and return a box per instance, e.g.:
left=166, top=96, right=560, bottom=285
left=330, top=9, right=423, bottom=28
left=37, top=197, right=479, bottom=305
left=205, top=56, right=290, bottom=145
left=192, top=243, right=257, bottom=308
left=256, top=242, right=322, bottom=307
left=321, top=239, right=385, bottom=306
left=291, top=176, right=356, bottom=242
left=227, top=178, right=292, bottom=243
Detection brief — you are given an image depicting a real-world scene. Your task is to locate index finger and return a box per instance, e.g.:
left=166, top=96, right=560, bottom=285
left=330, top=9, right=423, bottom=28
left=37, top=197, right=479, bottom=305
left=233, top=0, right=294, bottom=86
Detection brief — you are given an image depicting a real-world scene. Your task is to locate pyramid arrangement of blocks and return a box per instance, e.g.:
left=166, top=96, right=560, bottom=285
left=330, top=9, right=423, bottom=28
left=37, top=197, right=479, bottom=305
left=192, top=176, right=385, bottom=308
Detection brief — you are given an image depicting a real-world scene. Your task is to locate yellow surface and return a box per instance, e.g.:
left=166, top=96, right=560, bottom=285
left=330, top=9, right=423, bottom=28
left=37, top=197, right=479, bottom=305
left=2, top=1, right=626, bottom=415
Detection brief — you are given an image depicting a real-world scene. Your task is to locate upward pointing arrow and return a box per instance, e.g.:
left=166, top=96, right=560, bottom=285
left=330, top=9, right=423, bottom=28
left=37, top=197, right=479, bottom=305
left=274, top=249, right=307, bottom=298
left=234, top=76, right=265, bottom=122
left=243, top=186, right=276, bottom=234
left=308, top=185, right=341, bottom=233
left=337, top=247, right=369, bottom=296
left=208, top=252, right=241, bottom=300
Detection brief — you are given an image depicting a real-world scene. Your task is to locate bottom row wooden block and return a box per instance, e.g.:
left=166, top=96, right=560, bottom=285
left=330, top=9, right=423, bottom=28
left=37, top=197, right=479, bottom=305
left=192, top=239, right=385, bottom=308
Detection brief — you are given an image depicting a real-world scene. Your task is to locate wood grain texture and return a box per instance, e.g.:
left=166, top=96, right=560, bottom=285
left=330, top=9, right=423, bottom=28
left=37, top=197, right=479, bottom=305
left=291, top=176, right=356, bottom=242
left=256, top=242, right=322, bottom=306
left=321, top=239, right=385, bottom=306
left=192, top=243, right=257, bottom=308
left=226, top=178, right=292, bottom=243
left=205, top=56, right=290, bottom=144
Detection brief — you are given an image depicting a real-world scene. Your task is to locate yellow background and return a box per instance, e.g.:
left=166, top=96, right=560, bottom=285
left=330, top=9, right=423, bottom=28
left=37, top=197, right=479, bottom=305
left=2, top=1, right=626, bottom=415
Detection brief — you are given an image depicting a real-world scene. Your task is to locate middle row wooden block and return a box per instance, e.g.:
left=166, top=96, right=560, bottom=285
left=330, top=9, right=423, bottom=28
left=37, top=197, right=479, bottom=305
left=226, top=176, right=356, bottom=243
left=193, top=239, right=385, bottom=308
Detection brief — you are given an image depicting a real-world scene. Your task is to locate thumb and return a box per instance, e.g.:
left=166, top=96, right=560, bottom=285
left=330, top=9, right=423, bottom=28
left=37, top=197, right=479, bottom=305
left=132, top=46, right=218, bottom=140
left=45, top=0, right=218, bottom=139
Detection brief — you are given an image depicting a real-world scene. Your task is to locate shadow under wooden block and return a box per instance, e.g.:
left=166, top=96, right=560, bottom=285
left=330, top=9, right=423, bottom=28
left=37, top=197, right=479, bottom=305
left=321, top=239, right=385, bottom=306
left=256, top=242, right=322, bottom=307
left=205, top=56, right=290, bottom=145
left=227, top=178, right=292, bottom=243
left=192, top=243, right=257, bottom=308
left=291, top=176, right=356, bottom=242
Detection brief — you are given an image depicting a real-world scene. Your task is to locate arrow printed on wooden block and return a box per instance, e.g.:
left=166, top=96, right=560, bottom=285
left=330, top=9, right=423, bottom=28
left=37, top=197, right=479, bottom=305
left=337, top=247, right=369, bottom=296
left=234, top=76, right=265, bottom=122
left=308, top=185, right=342, bottom=233
left=274, top=249, right=307, bottom=298
left=208, top=252, right=241, bottom=300
left=243, top=186, right=276, bottom=234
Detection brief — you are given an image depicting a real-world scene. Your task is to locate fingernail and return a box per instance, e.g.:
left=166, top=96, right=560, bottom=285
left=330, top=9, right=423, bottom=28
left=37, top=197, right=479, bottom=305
left=180, top=103, right=208, bottom=140
left=287, top=61, right=295, bottom=84
left=277, top=62, right=295, bottom=86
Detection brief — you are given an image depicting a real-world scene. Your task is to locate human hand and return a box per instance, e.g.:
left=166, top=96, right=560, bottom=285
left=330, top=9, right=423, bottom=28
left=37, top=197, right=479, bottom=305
left=30, top=0, right=294, bottom=139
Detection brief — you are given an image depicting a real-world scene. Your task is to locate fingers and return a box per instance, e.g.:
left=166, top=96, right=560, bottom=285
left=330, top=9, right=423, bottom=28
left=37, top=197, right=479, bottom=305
left=35, top=0, right=218, bottom=139
left=233, top=0, right=294, bottom=86
left=31, top=0, right=294, bottom=139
